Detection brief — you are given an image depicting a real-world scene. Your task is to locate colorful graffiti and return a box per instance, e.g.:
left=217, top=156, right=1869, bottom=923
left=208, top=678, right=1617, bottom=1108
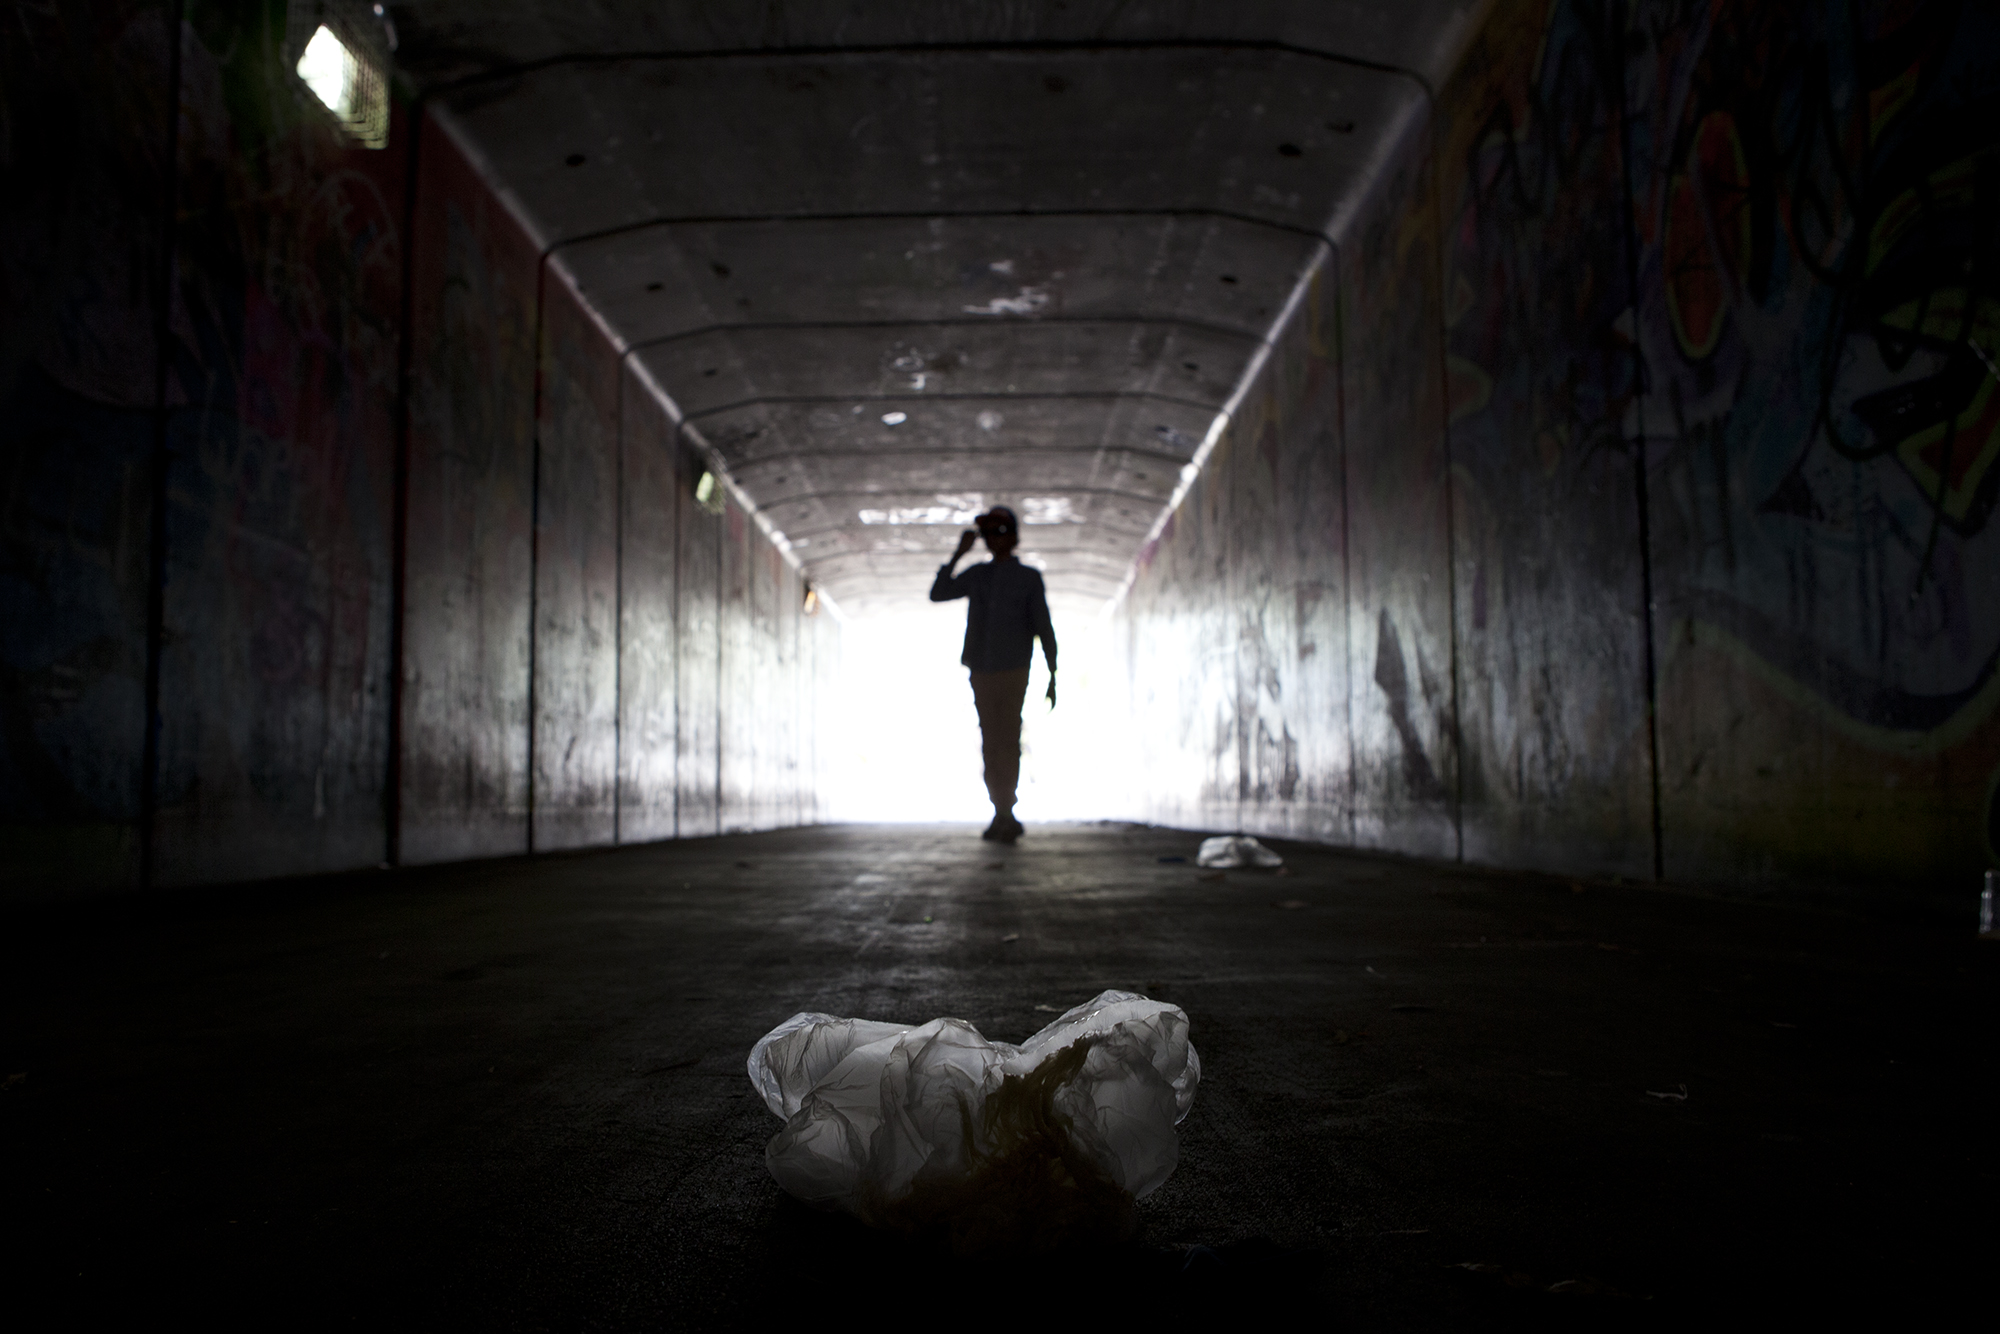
left=1630, top=0, right=2000, bottom=878
left=1124, top=0, right=1999, bottom=887
left=1635, top=0, right=2000, bottom=723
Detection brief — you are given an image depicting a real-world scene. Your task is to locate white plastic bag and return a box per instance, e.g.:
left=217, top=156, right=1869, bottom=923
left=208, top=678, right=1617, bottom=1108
left=1196, top=834, right=1284, bottom=868
left=747, top=990, right=1200, bottom=1249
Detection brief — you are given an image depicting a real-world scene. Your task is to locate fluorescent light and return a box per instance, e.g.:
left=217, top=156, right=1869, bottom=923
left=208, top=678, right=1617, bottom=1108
left=695, top=470, right=726, bottom=514
left=297, top=26, right=354, bottom=119
left=292, top=21, right=389, bottom=149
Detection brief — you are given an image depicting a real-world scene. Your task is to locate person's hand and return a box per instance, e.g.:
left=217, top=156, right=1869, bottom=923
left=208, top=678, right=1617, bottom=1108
left=952, top=529, right=978, bottom=560
left=1045, top=674, right=1057, bottom=710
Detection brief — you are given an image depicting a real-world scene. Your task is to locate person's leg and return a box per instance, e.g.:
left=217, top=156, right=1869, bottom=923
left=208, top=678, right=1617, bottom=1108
left=969, top=668, right=1032, bottom=830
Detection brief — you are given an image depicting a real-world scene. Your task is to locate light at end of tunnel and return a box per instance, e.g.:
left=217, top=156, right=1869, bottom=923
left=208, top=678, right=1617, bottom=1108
left=826, top=609, right=1127, bottom=823
left=803, top=586, right=819, bottom=617
left=881, top=411, right=908, bottom=426
left=297, top=26, right=355, bottom=118
left=695, top=470, right=725, bottom=514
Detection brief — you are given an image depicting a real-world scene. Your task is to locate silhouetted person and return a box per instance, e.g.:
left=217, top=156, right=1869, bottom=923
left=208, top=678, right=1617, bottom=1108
left=930, top=506, right=1057, bottom=842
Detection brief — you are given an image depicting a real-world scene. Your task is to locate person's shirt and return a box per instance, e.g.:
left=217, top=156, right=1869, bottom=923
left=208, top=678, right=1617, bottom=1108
left=929, top=557, right=1057, bottom=673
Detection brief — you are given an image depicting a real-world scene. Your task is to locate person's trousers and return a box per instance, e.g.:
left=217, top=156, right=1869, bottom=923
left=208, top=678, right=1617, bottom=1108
left=968, top=668, right=1031, bottom=816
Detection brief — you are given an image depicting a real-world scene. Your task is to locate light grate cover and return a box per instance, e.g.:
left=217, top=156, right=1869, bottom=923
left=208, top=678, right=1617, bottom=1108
left=288, top=4, right=391, bottom=148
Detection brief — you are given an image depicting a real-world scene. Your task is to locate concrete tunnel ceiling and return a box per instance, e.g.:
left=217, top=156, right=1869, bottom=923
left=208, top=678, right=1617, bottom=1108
left=393, top=2, right=1488, bottom=620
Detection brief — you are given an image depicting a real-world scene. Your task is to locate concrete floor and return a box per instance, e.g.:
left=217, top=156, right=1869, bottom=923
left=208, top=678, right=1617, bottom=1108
left=4, top=824, right=1992, bottom=1326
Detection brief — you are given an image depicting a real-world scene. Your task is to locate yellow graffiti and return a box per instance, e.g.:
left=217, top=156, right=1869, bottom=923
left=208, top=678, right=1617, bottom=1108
left=1868, top=58, right=1922, bottom=145
left=1869, top=154, right=1981, bottom=275
left=1663, top=618, right=2000, bottom=756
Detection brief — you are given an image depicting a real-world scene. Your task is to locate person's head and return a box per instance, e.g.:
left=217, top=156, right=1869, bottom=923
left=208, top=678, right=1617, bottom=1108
left=974, top=506, right=1019, bottom=558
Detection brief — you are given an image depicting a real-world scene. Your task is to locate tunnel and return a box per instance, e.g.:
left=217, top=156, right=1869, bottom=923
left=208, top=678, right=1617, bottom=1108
left=4, top=0, right=1997, bottom=1323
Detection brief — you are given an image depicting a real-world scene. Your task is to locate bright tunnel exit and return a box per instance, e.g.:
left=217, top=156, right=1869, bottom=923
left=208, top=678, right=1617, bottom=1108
left=823, top=599, right=1131, bottom=825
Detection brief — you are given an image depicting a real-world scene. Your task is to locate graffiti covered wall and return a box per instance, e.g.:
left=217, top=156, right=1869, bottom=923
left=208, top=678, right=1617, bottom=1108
left=1, top=3, right=175, bottom=896
left=1631, top=0, right=2000, bottom=883
left=1118, top=0, right=2000, bottom=893
left=0, top=6, right=831, bottom=900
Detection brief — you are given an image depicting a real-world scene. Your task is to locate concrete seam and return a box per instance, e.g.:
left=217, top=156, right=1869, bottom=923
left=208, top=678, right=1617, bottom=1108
left=526, top=255, right=547, bottom=854
left=1337, top=262, right=1357, bottom=847
left=140, top=0, right=187, bottom=893
left=1613, top=0, right=1667, bottom=881
left=1428, top=101, right=1466, bottom=864
left=623, top=313, right=1270, bottom=355
left=415, top=39, right=1438, bottom=102
left=543, top=204, right=1332, bottom=258
left=386, top=92, right=427, bottom=868
left=613, top=335, right=625, bottom=845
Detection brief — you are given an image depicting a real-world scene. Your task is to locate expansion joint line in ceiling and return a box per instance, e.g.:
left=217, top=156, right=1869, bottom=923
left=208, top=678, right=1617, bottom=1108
left=768, top=483, right=1182, bottom=525
left=541, top=206, right=1330, bottom=260
left=419, top=38, right=1433, bottom=103
left=623, top=315, right=1267, bottom=355
left=801, top=547, right=1131, bottom=580
left=680, top=388, right=1228, bottom=425
left=719, top=443, right=1194, bottom=471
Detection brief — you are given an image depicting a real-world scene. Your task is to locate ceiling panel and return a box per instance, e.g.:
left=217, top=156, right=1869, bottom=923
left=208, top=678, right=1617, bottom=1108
left=563, top=214, right=1323, bottom=344
left=398, top=5, right=1442, bottom=611
left=394, top=1, right=1487, bottom=93
left=446, top=49, right=1412, bottom=238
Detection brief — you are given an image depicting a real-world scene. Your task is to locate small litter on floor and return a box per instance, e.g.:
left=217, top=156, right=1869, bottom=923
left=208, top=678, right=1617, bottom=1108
left=1196, top=835, right=1284, bottom=869
left=748, top=990, right=1201, bottom=1252
left=1001, top=933, right=1020, bottom=943
left=1645, top=1083, right=1688, bottom=1101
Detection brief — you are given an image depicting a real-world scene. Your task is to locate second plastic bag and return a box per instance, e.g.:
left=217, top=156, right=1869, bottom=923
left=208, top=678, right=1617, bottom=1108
left=747, top=990, right=1200, bottom=1251
left=1196, top=834, right=1284, bottom=868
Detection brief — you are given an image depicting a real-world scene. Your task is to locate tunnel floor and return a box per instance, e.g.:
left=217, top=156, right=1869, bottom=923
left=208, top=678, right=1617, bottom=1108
left=5, top=824, right=1992, bottom=1326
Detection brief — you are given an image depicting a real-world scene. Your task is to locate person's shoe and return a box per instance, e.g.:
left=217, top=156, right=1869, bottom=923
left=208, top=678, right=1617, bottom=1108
left=995, top=816, right=1024, bottom=844
left=980, top=817, right=1001, bottom=841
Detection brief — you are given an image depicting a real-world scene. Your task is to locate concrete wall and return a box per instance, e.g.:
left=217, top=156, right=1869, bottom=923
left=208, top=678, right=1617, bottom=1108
left=0, top=5, right=829, bottom=900
left=1118, top=0, right=2000, bottom=895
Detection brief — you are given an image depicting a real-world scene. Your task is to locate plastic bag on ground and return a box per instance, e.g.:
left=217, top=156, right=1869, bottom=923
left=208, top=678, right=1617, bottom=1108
left=1196, top=834, right=1284, bottom=868
left=747, top=990, right=1200, bottom=1251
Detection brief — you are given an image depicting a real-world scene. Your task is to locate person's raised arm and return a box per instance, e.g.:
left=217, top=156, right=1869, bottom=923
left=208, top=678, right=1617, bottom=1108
left=929, top=529, right=979, bottom=602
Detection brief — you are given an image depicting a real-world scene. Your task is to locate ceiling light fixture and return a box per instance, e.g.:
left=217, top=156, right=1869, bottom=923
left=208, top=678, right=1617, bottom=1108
left=695, top=470, right=725, bottom=514
left=293, top=22, right=389, bottom=148
left=296, top=27, right=351, bottom=113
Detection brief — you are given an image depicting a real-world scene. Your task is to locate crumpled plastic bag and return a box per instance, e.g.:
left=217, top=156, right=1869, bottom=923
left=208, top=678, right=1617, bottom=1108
left=1196, top=834, right=1284, bottom=868
left=748, top=990, right=1200, bottom=1251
